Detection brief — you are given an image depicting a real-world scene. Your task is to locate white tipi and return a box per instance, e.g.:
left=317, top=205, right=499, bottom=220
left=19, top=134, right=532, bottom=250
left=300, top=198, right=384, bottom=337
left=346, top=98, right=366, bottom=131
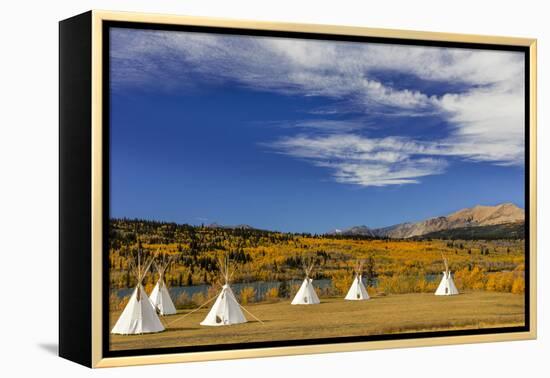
left=111, top=249, right=165, bottom=335
left=435, top=254, right=459, bottom=296
left=291, top=262, right=320, bottom=305
left=149, top=253, right=177, bottom=315
left=345, top=261, right=370, bottom=301
left=200, top=255, right=247, bottom=326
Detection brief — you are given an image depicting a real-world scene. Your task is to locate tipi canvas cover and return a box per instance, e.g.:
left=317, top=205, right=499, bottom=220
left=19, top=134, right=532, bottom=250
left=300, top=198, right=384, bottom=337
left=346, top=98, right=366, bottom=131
left=291, top=263, right=320, bottom=305
left=111, top=252, right=165, bottom=335
left=291, top=278, right=321, bottom=305
left=201, top=255, right=248, bottom=326
left=435, top=271, right=459, bottom=296
left=200, top=284, right=247, bottom=326
left=149, top=281, right=177, bottom=315
left=345, top=274, right=370, bottom=300
left=149, top=254, right=177, bottom=315
left=111, top=284, right=165, bottom=334
left=435, top=254, right=459, bottom=296
left=345, top=261, right=370, bottom=301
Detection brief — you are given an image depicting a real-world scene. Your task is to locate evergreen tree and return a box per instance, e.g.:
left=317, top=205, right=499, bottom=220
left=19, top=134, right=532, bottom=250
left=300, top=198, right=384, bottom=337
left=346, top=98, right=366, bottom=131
left=365, top=255, right=376, bottom=286
left=278, top=280, right=289, bottom=298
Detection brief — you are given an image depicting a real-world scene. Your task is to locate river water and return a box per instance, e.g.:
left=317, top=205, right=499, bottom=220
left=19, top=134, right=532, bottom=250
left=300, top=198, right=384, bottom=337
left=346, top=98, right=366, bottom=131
left=114, top=279, right=332, bottom=300
left=114, top=275, right=439, bottom=300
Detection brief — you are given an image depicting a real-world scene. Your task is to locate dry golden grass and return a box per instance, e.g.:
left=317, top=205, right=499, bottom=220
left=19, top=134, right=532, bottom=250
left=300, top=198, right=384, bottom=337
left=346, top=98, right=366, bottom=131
left=110, top=291, right=524, bottom=351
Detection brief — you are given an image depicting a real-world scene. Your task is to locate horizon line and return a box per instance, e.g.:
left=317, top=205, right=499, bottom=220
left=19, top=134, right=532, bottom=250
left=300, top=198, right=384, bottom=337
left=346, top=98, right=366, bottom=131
left=110, top=201, right=524, bottom=234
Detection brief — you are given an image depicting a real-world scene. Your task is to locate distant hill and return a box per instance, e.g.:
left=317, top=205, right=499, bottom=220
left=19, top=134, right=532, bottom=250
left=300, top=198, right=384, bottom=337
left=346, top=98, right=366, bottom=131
left=206, top=223, right=255, bottom=230
left=420, top=221, right=525, bottom=240
left=330, top=225, right=377, bottom=237
left=330, top=203, right=525, bottom=239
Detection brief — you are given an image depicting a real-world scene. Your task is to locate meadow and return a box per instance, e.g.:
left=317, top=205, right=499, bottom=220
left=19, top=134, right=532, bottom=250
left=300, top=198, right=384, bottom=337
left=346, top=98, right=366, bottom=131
left=110, top=291, right=525, bottom=351
left=108, top=219, right=525, bottom=350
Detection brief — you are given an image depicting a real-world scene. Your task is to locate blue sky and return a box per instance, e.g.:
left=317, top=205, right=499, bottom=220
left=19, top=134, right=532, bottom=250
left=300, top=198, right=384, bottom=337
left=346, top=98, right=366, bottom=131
left=109, top=28, right=525, bottom=233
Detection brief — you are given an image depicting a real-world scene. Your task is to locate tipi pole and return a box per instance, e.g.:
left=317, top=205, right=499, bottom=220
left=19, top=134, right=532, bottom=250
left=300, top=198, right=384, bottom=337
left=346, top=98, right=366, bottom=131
left=158, top=312, right=169, bottom=328
left=164, top=295, right=218, bottom=327
left=440, top=251, right=449, bottom=274
left=239, top=304, right=264, bottom=325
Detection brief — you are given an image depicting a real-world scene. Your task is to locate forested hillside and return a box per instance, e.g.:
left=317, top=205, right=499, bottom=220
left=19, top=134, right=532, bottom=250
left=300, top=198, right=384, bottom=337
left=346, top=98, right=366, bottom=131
left=109, top=219, right=525, bottom=300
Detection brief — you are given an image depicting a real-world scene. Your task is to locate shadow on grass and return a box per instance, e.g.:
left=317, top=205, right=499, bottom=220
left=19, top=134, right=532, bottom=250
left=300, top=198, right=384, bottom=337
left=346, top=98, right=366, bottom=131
left=165, top=327, right=199, bottom=332
left=166, top=319, right=271, bottom=331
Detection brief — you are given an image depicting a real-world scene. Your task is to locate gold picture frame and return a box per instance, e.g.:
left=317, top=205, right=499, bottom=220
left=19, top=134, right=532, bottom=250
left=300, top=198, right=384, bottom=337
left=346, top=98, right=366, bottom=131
left=59, top=9, right=537, bottom=368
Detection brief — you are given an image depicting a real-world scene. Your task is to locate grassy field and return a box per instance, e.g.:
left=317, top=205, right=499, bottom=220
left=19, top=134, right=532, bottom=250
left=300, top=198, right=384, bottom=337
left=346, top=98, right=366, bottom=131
left=110, top=291, right=524, bottom=351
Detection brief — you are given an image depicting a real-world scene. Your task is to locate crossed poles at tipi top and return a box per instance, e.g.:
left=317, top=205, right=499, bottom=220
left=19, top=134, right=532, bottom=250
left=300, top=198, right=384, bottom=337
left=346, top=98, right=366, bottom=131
left=345, top=260, right=370, bottom=301
left=435, top=252, right=459, bottom=296
left=164, top=253, right=264, bottom=327
left=111, top=245, right=165, bottom=335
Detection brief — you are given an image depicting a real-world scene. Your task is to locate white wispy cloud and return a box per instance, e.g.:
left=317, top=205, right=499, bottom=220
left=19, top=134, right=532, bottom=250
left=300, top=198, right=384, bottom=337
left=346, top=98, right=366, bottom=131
left=267, top=134, right=449, bottom=186
left=260, top=119, right=370, bottom=132
left=111, top=30, right=435, bottom=109
left=435, top=84, right=525, bottom=165
left=111, top=28, right=525, bottom=187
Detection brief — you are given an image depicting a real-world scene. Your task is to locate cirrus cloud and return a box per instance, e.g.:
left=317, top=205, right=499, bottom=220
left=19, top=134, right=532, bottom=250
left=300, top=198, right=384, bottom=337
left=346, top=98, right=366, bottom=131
left=111, top=28, right=525, bottom=187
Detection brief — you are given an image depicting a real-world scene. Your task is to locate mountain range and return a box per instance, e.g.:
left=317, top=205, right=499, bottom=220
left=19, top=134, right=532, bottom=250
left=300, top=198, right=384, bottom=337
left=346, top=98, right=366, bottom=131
left=205, top=222, right=255, bottom=230
left=329, top=203, right=525, bottom=239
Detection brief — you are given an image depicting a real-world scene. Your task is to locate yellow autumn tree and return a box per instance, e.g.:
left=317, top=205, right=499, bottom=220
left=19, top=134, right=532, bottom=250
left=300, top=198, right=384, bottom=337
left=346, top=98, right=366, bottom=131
left=240, top=286, right=256, bottom=305
left=331, top=270, right=354, bottom=295
left=511, top=276, right=525, bottom=294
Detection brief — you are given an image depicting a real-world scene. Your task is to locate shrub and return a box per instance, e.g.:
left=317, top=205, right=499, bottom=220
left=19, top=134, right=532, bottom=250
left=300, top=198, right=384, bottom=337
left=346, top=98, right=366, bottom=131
left=416, top=277, right=438, bottom=293
left=278, top=280, right=290, bottom=298
left=191, top=292, right=206, bottom=306
left=265, top=287, right=279, bottom=301
left=322, top=285, right=339, bottom=297
left=315, top=285, right=325, bottom=298
left=366, top=286, right=380, bottom=297
left=240, top=286, right=256, bottom=305
left=511, top=276, right=525, bottom=294
left=207, top=285, right=218, bottom=300
left=378, top=274, right=435, bottom=294
left=486, top=272, right=514, bottom=292
left=331, top=271, right=354, bottom=296
left=455, top=265, right=524, bottom=293
left=109, top=292, right=129, bottom=311
left=174, top=291, right=192, bottom=309
left=514, top=264, right=525, bottom=272
left=454, top=266, right=486, bottom=290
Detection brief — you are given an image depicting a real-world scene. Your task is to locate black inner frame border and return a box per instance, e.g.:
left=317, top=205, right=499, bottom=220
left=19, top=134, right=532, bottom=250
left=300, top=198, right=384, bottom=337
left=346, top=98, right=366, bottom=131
left=102, top=20, right=531, bottom=359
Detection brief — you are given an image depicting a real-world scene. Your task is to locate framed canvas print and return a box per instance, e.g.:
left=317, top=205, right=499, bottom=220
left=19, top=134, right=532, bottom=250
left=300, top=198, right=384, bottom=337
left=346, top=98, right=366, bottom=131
left=59, top=10, right=537, bottom=368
